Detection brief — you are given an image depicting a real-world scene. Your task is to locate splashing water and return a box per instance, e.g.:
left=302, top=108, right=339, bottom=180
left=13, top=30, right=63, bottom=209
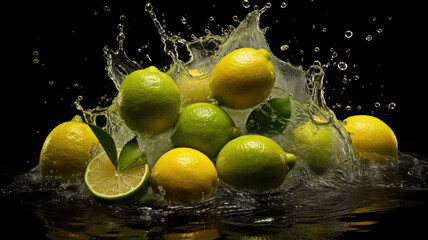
left=86, top=7, right=355, bottom=178
left=3, top=3, right=428, bottom=240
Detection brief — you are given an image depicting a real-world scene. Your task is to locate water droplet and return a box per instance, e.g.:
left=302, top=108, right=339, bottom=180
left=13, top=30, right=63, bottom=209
left=145, top=2, right=153, bottom=12
left=119, top=15, right=127, bottom=22
left=377, top=28, right=383, bottom=34
left=322, top=27, right=327, bottom=32
left=33, top=58, right=39, bottom=64
left=103, top=6, right=111, bottom=12
left=232, top=15, right=240, bottom=22
left=280, top=44, right=289, bottom=51
left=314, top=47, right=320, bottom=52
left=338, top=62, right=348, bottom=70
left=366, top=35, right=373, bottom=41
left=242, top=0, right=250, bottom=8
left=281, top=2, right=287, bottom=8
left=388, top=102, right=396, bottom=109
left=346, top=106, right=352, bottom=111
left=353, top=75, right=360, bottom=81
left=209, top=16, right=215, bottom=21
left=374, top=102, right=381, bottom=108
left=265, top=2, right=272, bottom=8
left=33, top=50, right=39, bottom=56
left=48, top=80, right=54, bottom=85
left=345, top=30, right=353, bottom=38
left=181, top=17, right=187, bottom=24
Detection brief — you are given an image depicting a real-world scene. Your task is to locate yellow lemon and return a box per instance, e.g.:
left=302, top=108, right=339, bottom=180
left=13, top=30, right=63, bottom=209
left=177, top=68, right=214, bottom=106
left=150, top=148, right=218, bottom=204
left=216, top=135, right=296, bottom=192
left=117, top=66, right=180, bottom=135
left=39, top=115, right=98, bottom=180
left=343, top=115, right=398, bottom=163
left=210, top=48, right=276, bottom=109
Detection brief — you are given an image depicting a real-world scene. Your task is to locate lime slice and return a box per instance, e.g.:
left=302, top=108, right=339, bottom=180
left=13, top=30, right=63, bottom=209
left=85, top=151, right=150, bottom=202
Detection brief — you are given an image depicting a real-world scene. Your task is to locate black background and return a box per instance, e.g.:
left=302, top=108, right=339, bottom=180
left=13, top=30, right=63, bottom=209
left=2, top=0, right=427, bottom=239
left=5, top=0, right=424, bottom=184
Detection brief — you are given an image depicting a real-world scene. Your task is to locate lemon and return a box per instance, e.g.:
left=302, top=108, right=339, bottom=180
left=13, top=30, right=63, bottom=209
left=291, top=119, right=339, bottom=175
left=85, top=149, right=150, bottom=202
left=343, top=115, right=398, bottom=163
left=171, top=103, right=241, bottom=158
left=216, top=135, right=296, bottom=192
left=39, top=115, right=98, bottom=180
left=210, top=48, right=276, bottom=109
left=177, top=68, right=214, bottom=106
left=117, top=66, right=181, bottom=135
left=150, top=147, right=218, bottom=204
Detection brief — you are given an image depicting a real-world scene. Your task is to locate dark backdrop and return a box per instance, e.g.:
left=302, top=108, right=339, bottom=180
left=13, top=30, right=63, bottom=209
left=5, top=0, right=423, bottom=185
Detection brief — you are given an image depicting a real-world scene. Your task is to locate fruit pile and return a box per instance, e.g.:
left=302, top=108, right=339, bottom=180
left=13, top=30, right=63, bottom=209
left=39, top=48, right=398, bottom=205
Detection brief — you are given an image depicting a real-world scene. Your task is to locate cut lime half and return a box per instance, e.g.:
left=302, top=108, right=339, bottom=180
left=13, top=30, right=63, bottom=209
left=85, top=151, right=150, bottom=202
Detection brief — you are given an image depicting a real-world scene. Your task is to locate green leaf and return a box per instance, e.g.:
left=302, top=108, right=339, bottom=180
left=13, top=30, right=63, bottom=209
left=118, top=137, right=148, bottom=171
left=87, top=124, right=118, bottom=169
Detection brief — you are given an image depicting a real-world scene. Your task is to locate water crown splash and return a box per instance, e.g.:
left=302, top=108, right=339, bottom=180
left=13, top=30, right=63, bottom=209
left=97, top=4, right=355, bottom=178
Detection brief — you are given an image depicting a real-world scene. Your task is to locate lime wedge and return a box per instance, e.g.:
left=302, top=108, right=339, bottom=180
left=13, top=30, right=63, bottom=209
left=85, top=150, right=150, bottom=202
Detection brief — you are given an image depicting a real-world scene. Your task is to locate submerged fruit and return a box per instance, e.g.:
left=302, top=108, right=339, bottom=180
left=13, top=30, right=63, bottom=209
left=216, top=135, right=296, bottom=193
left=343, top=115, right=398, bottom=163
left=291, top=118, right=340, bottom=175
left=117, top=66, right=181, bottom=135
left=85, top=150, right=150, bottom=202
left=177, top=68, right=214, bottom=106
left=210, top=48, right=276, bottom=109
left=246, top=97, right=292, bottom=134
left=39, top=115, right=98, bottom=180
left=150, top=148, right=218, bottom=205
left=171, top=102, right=240, bottom=158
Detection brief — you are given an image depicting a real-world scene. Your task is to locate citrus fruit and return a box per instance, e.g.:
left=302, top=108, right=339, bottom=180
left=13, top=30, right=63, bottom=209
left=246, top=97, right=292, bottom=134
left=343, top=115, right=398, bottom=163
left=210, top=48, right=276, bottom=109
left=291, top=118, right=339, bottom=175
left=177, top=68, right=214, bottom=106
left=39, top=115, right=98, bottom=180
left=85, top=149, right=150, bottom=202
left=150, top=147, right=218, bottom=204
left=171, top=102, right=241, bottom=158
left=117, top=66, right=180, bottom=135
left=216, top=135, right=296, bottom=192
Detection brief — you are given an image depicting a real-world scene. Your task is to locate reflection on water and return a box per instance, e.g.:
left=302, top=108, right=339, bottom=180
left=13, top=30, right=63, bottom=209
left=1, top=152, right=427, bottom=239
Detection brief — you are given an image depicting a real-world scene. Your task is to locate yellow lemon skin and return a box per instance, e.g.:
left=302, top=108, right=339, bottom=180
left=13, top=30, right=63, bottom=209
left=177, top=69, right=214, bottom=106
left=39, top=117, right=98, bottom=180
left=117, top=66, right=181, bottom=135
left=150, top=148, right=218, bottom=205
left=343, top=115, right=398, bottom=163
left=210, top=48, right=276, bottom=109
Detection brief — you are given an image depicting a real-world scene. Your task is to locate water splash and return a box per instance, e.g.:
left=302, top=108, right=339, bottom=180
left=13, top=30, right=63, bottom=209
left=94, top=5, right=356, bottom=177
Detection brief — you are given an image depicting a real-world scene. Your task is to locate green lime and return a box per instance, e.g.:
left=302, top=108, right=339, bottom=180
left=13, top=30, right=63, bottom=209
left=216, top=135, right=296, bottom=192
left=84, top=150, right=150, bottom=202
left=246, top=97, right=291, bottom=134
left=117, top=66, right=180, bottom=135
left=291, top=119, right=338, bottom=175
left=171, top=103, right=241, bottom=158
